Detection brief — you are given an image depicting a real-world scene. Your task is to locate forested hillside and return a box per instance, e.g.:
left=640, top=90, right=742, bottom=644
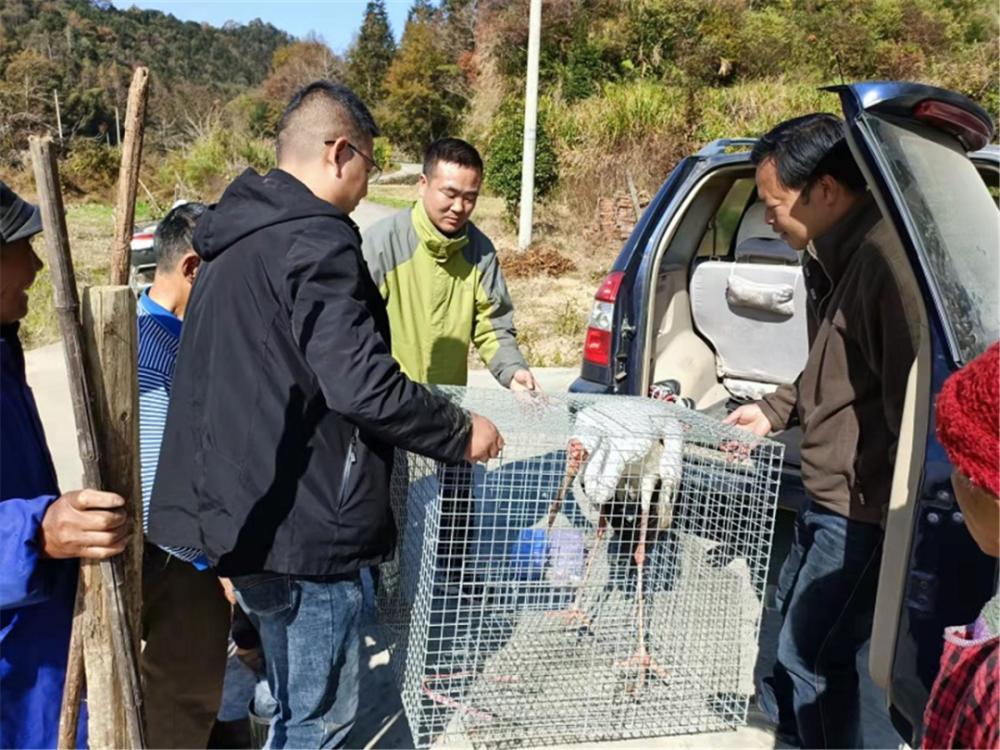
left=2, top=0, right=996, bottom=212
left=468, top=0, right=999, bottom=214
left=0, top=0, right=291, bottom=155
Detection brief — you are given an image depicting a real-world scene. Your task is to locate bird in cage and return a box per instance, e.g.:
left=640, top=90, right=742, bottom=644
left=545, top=401, right=684, bottom=689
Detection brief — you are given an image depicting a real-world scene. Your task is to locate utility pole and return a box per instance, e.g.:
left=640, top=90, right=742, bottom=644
left=517, top=0, right=542, bottom=251
left=53, top=90, right=63, bottom=140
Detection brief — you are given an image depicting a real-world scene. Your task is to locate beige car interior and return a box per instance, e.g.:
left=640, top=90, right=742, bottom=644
left=644, top=167, right=812, bottom=410
left=690, top=202, right=809, bottom=402
left=638, top=161, right=934, bottom=697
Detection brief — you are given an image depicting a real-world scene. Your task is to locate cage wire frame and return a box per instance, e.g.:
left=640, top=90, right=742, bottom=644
left=376, top=387, right=784, bottom=749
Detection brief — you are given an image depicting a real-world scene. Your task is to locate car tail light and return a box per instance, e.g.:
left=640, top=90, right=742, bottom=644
left=583, top=271, right=625, bottom=368
left=131, top=232, right=154, bottom=251
left=914, top=100, right=991, bottom=152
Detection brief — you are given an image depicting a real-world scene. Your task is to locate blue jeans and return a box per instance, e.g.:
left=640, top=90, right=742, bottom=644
left=231, top=572, right=363, bottom=749
left=757, top=500, right=883, bottom=749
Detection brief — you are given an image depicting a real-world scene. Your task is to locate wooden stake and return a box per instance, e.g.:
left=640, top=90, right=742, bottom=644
left=82, top=286, right=144, bottom=749
left=626, top=169, right=643, bottom=222
left=54, top=89, right=63, bottom=140
left=29, top=136, right=147, bottom=750
left=57, top=580, right=86, bottom=749
left=111, top=66, right=150, bottom=286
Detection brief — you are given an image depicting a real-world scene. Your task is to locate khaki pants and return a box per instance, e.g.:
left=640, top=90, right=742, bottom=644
left=141, top=544, right=231, bottom=749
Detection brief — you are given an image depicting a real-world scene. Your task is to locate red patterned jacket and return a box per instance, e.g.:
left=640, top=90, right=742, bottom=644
left=922, top=609, right=1000, bottom=750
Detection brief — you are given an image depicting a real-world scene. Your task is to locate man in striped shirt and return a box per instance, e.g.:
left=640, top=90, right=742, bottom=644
left=138, top=202, right=232, bottom=749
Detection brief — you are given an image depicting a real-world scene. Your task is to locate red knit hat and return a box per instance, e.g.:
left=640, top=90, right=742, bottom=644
left=935, top=342, right=1000, bottom=498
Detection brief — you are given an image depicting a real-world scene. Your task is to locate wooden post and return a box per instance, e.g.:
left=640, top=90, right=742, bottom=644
left=82, top=286, right=144, bottom=749
left=111, top=66, right=150, bottom=286
left=625, top=169, right=643, bottom=222
left=54, top=89, right=64, bottom=140
left=29, top=136, right=147, bottom=750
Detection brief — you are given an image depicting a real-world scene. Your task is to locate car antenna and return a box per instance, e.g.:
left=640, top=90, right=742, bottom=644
left=834, top=52, right=846, bottom=86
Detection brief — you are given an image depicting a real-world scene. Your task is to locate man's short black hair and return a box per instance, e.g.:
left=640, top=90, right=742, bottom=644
left=751, top=113, right=867, bottom=197
left=423, top=138, right=484, bottom=178
left=154, top=202, right=206, bottom=271
left=276, top=81, right=380, bottom=163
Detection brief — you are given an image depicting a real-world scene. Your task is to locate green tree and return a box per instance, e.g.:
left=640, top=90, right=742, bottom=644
left=378, top=1, right=466, bottom=156
left=483, top=98, right=559, bottom=221
left=0, top=48, right=64, bottom=152
left=344, top=0, right=397, bottom=107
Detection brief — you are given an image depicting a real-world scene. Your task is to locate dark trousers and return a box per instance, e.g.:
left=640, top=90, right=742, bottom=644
left=757, top=500, right=884, bottom=749
left=141, top=544, right=232, bottom=750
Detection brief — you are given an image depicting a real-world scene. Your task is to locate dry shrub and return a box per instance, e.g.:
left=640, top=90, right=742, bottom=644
left=558, top=131, right=688, bottom=224
left=554, top=79, right=835, bottom=224
left=501, top=243, right=576, bottom=279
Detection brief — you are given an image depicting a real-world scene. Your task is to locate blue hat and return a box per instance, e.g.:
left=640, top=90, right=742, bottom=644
left=0, top=181, right=43, bottom=244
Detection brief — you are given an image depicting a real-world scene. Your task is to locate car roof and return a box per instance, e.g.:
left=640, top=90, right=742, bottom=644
left=695, top=138, right=999, bottom=167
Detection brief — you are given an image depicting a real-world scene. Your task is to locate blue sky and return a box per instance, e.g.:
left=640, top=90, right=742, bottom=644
left=109, top=1, right=412, bottom=53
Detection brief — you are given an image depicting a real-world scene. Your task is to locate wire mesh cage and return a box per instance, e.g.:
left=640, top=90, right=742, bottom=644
left=376, top=388, right=784, bottom=749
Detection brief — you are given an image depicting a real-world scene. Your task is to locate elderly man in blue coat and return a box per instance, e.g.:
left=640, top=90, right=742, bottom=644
left=0, top=182, right=132, bottom=749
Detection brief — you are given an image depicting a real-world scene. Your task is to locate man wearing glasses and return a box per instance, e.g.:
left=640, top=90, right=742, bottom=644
left=148, top=83, right=504, bottom=749
left=363, top=138, right=537, bottom=595
left=326, top=140, right=382, bottom=184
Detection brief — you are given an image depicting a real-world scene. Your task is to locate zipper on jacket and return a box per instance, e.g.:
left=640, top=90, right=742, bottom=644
left=339, top=428, right=358, bottom=504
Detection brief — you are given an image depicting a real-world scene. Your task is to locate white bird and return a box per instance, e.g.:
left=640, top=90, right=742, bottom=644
left=546, top=400, right=685, bottom=689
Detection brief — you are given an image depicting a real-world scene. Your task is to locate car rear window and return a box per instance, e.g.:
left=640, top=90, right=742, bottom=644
left=865, top=116, right=999, bottom=364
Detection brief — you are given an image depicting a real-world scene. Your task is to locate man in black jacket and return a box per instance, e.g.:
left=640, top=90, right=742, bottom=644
left=149, top=81, right=503, bottom=749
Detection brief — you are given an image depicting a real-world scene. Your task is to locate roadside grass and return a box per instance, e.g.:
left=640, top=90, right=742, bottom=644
left=365, top=184, right=417, bottom=211
left=21, top=189, right=612, bottom=370
left=21, top=201, right=153, bottom=350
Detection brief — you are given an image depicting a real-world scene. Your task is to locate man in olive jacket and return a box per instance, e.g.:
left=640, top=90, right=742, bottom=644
left=725, top=114, right=922, bottom=749
left=362, top=137, right=535, bottom=390
left=363, top=138, right=536, bottom=588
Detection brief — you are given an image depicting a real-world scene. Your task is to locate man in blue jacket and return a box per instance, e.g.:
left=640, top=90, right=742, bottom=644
left=0, top=182, right=132, bottom=749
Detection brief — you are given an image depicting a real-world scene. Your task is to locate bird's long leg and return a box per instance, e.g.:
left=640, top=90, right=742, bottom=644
left=619, top=496, right=669, bottom=689
left=546, top=468, right=575, bottom=531
left=548, top=512, right=606, bottom=628
left=547, top=439, right=588, bottom=530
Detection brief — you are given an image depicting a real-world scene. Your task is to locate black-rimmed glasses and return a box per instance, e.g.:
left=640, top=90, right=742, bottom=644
left=325, top=140, right=382, bottom=183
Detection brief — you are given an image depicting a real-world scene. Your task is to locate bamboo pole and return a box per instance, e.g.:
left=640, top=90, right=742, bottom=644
left=111, top=67, right=150, bottom=286
left=29, top=136, right=147, bottom=750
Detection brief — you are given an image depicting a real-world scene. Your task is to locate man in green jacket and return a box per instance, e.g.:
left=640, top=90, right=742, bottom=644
left=363, top=137, right=536, bottom=588
left=363, top=137, right=536, bottom=391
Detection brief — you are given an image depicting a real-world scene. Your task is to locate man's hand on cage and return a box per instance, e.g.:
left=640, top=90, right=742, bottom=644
left=510, top=368, right=542, bottom=392
left=466, top=412, right=505, bottom=463
left=723, top=403, right=772, bottom=437
left=721, top=403, right=772, bottom=460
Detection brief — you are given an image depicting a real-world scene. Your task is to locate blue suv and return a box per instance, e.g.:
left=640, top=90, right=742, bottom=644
left=569, top=81, right=999, bottom=746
